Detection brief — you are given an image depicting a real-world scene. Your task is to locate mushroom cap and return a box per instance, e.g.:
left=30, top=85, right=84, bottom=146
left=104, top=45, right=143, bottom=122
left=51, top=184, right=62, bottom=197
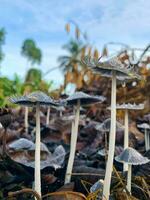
left=66, top=91, right=105, bottom=106
left=8, top=138, right=49, bottom=153
left=14, top=145, right=66, bottom=170
left=96, top=118, right=124, bottom=132
left=83, top=56, right=140, bottom=80
left=90, top=179, right=104, bottom=193
left=137, top=123, right=150, bottom=130
left=9, top=91, right=59, bottom=107
left=115, top=147, right=150, bottom=165
left=9, top=138, right=35, bottom=150
left=116, top=103, right=144, bottom=110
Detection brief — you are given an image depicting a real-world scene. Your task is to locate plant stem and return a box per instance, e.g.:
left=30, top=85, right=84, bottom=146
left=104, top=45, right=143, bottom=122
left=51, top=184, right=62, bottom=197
left=127, top=164, right=132, bottom=194
left=102, top=71, right=116, bottom=200
left=65, top=100, right=80, bottom=184
left=124, top=109, right=129, bottom=171
left=46, top=107, right=50, bottom=125
left=35, top=104, right=41, bottom=196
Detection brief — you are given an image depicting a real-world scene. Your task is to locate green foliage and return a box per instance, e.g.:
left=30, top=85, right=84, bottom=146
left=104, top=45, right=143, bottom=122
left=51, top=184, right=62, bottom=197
left=21, top=39, right=42, bottom=65
left=0, top=70, right=53, bottom=106
left=25, top=68, right=42, bottom=83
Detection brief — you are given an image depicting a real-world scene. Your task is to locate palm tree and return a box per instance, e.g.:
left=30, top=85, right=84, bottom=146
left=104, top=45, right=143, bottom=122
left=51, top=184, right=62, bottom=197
left=21, top=39, right=42, bottom=66
left=58, top=39, right=86, bottom=73
left=21, top=39, right=42, bottom=133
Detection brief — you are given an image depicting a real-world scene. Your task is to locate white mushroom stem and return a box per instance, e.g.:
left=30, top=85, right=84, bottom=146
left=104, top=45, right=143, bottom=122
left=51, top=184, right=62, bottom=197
left=65, top=100, right=80, bottom=184
left=35, top=104, right=41, bottom=196
left=148, top=131, right=150, bottom=150
left=60, top=110, right=63, bottom=117
left=124, top=109, right=129, bottom=171
left=25, top=106, right=29, bottom=133
left=103, top=71, right=116, bottom=200
left=127, top=164, right=132, bottom=194
left=145, top=128, right=148, bottom=151
left=46, top=107, right=50, bottom=125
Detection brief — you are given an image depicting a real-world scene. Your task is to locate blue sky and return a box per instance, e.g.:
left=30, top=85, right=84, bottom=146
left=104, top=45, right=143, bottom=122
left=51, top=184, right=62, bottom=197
left=0, top=0, right=150, bottom=87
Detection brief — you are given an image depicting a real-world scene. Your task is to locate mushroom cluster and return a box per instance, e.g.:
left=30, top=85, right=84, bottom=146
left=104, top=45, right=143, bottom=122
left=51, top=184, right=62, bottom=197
left=83, top=55, right=140, bottom=200
left=3, top=54, right=148, bottom=199
left=116, top=103, right=144, bottom=171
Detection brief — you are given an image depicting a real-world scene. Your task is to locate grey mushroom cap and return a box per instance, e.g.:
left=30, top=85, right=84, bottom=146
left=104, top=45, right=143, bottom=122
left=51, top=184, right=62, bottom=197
left=66, top=91, right=105, bottom=106
left=115, top=147, right=150, bottom=165
left=9, top=138, right=35, bottom=151
left=96, top=118, right=124, bottom=132
left=137, top=123, right=150, bottom=130
left=83, top=56, right=141, bottom=81
left=8, top=138, right=49, bottom=153
left=9, top=91, right=59, bottom=107
left=116, top=103, right=144, bottom=110
left=90, top=179, right=104, bottom=193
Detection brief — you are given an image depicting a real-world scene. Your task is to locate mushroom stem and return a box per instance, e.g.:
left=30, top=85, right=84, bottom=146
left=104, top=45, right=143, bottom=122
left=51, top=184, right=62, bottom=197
left=103, top=71, right=116, bottom=200
left=25, top=107, right=29, bottom=133
left=35, top=104, right=41, bottom=196
left=127, top=164, right=132, bottom=194
left=148, top=131, right=150, bottom=150
left=145, top=128, right=148, bottom=151
left=46, top=107, right=50, bottom=125
left=124, top=109, right=129, bottom=171
left=65, top=100, right=80, bottom=184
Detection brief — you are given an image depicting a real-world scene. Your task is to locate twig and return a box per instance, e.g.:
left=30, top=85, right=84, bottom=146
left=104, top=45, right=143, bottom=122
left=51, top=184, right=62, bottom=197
left=7, top=188, right=41, bottom=200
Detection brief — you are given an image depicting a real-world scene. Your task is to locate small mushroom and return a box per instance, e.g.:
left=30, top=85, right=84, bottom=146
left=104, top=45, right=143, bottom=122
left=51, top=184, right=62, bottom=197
left=115, top=147, right=150, bottom=194
left=64, top=91, right=105, bottom=184
left=83, top=55, right=140, bottom=199
left=9, top=91, right=59, bottom=196
left=116, top=103, right=144, bottom=171
left=90, top=179, right=104, bottom=199
left=137, top=123, right=150, bottom=151
left=96, top=118, right=124, bottom=160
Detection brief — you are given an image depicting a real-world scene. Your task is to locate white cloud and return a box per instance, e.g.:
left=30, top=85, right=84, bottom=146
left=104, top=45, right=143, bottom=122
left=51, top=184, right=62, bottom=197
left=0, top=0, right=150, bottom=85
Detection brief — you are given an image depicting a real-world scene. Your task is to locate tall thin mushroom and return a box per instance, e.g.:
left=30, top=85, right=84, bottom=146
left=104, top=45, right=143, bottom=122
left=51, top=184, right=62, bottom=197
left=115, top=147, right=149, bottom=194
left=9, top=91, right=59, bottom=196
left=83, top=56, right=140, bottom=199
left=116, top=103, right=144, bottom=171
left=65, top=91, right=105, bottom=184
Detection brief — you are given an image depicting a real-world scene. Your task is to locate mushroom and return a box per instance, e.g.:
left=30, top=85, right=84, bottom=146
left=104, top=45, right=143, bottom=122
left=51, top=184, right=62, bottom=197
left=96, top=118, right=124, bottom=159
left=96, top=118, right=124, bottom=133
left=137, top=122, right=150, bottom=151
left=64, top=91, right=105, bottom=184
left=115, top=147, right=150, bottom=194
left=9, top=91, right=59, bottom=196
left=83, top=56, right=140, bottom=199
left=116, top=103, right=144, bottom=171
left=90, top=179, right=104, bottom=199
